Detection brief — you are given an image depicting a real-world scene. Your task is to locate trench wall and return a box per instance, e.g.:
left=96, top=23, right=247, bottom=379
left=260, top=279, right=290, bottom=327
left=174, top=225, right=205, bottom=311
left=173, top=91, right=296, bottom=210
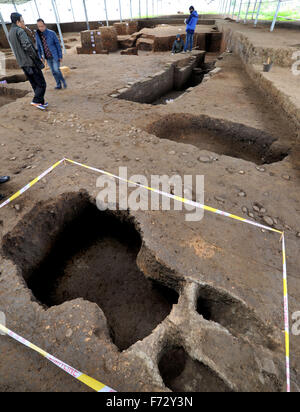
left=116, top=52, right=205, bottom=104
left=217, top=21, right=300, bottom=136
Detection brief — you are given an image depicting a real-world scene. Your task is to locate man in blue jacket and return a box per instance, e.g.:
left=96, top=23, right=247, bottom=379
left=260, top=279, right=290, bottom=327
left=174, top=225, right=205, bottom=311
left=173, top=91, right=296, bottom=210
left=184, top=6, right=199, bottom=53
left=36, top=19, right=67, bottom=90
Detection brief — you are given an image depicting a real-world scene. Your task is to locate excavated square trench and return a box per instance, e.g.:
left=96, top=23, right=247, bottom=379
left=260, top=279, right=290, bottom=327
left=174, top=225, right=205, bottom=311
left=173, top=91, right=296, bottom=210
left=158, top=346, right=232, bottom=392
left=1, top=195, right=284, bottom=392
left=0, top=79, right=28, bottom=108
left=2, top=192, right=179, bottom=352
left=147, top=114, right=290, bottom=165
left=115, top=52, right=209, bottom=105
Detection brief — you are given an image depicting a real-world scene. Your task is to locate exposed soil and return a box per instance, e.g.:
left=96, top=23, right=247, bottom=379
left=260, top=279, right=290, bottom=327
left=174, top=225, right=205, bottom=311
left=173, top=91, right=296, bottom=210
left=2, top=192, right=179, bottom=351
left=0, top=95, right=14, bottom=108
left=0, top=22, right=299, bottom=392
left=158, top=346, right=232, bottom=392
left=147, top=114, right=289, bottom=165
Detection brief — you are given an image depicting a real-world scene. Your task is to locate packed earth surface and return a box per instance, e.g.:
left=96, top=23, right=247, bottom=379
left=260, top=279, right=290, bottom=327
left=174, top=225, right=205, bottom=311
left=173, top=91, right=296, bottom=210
left=0, top=17, right=299, bottom=392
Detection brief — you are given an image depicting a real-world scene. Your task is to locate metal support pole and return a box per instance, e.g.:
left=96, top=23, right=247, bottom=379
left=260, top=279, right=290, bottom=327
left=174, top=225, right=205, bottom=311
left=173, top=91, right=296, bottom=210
left=152, top=0, right=154, bottom=16
left=228, top=0, right=232, bottom=16
left=270, top=0, right=281, bottom=32
left=237, top=0, right=243, bottom=22
left=70, top=0, right=76, bottom=22
left=232, top=0, right=237, bottom=18
left=224, top=0, right=229, bottom=16
left=34, top=0, right=41, bottom=19
left=118, top=0, right=122, bottom=22
left=104, top=0, right=109, bottom=26
left=226, top=0, right=230, bottom=15
left=0, top=11, right=13, bottom=51
left=222, top=0, right=226, bottom=14
left=51, top=0, right=66, bottom=55
left=244, top=0, right=251, bottom=23
left=82, top=0, right=90, bottom=30
left=146, top=0, right=149, bottom=18
left=252, top=0, right=258, bottom=19
left=139, top=0, right=141, bottom=18
left=130, top=0, right=133, bottom=20
left=12, top=1, right=18, bottom=13
left=254, top=0, right=262, bottom=26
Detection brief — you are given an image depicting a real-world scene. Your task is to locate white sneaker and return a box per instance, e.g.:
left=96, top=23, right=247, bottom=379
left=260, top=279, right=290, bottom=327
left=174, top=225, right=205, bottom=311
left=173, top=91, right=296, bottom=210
left=31, top=102, right=46, bottom=111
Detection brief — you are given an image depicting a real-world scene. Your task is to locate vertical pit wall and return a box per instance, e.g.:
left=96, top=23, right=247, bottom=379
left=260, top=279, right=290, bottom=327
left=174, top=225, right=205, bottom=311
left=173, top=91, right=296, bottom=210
left=216, top=21, right=300, bottom=136
left=114, top=51, right=206, bottom=104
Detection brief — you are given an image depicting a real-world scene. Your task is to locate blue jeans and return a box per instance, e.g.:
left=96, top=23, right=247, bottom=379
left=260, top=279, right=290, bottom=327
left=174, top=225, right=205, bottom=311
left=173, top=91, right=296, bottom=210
left=184, top=32, right=194, bottom=52
left=47, top=58, right=66, bottom=88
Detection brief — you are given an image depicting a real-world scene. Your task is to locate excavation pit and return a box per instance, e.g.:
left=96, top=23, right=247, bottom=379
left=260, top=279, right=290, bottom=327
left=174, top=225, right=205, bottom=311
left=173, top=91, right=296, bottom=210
left=158, top=346, right=232, bottom=392
left=147, top=114, right=290, bottom=165
left=196, top=285, right=278, bottom=350
left=115, top=51, right=207, bottom=105
left=2, top=192, right=179, bottom=351
left=0, top=82, right=28, bottom=108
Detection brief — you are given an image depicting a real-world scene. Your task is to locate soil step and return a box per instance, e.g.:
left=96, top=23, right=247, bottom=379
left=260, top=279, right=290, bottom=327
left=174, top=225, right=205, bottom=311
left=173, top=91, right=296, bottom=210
left=137, top=37, right=155, bottom=52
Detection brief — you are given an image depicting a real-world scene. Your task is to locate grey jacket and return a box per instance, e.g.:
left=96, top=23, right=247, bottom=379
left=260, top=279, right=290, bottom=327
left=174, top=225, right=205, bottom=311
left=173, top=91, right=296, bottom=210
left=8, top=24, right=39, bottom=68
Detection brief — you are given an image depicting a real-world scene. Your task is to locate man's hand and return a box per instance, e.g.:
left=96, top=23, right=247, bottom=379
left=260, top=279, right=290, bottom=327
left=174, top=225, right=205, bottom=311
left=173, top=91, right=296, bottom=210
left=59, top=58, right=63, bottom=62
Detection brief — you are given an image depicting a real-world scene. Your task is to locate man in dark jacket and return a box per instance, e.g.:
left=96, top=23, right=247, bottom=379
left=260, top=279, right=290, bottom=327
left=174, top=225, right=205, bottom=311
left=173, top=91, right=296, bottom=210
left=8, top=13, right=47, bottom=110
left=9, top=13, right=48, bottom=110
left=36, top=19, right=66, bottom=90
left=0, top=176, right=10, bottom=201
left=171, top=34, right=184, bottom=55
left=184, top=6, right=199, bottom=53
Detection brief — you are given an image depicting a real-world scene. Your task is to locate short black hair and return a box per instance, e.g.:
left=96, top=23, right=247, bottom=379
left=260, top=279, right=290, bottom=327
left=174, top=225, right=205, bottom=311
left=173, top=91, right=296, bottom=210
left=11, top=12, right=22, bottom=24
left=189, top=6, right=195, bottom=11
left=37, top=18, right=46, bottom=24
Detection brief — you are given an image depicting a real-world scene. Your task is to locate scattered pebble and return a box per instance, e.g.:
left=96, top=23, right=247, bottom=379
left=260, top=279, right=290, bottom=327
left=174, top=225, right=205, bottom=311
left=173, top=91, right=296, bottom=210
left=238, top=191, right=246, bottom=197
left=198, top=156, right=212, bottom=163
left=282, top=175, right=290, bottom=181
left=215, top=196, right=225, bottom=203
left=263, top=216, right=274, bottom=226
left=65, top=329, right=73, bottom=338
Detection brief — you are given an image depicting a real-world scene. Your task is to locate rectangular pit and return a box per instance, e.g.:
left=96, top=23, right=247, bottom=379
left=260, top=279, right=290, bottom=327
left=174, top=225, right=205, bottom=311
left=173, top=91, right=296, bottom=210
left=115, top=51, right=206, bottom=105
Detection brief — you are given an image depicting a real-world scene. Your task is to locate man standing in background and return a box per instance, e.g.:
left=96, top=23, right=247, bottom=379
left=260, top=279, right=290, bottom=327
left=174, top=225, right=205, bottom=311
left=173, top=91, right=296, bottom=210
left=36, top=19, right=67, bottom=90
left=184, top=6, right=199, bottom=53
left=8, top=13, right=47, bottom=110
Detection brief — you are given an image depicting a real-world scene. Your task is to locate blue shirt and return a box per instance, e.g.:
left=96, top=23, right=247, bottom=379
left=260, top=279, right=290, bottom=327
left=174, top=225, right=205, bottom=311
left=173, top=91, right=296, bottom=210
left=36, top=29, right=62, bottom=61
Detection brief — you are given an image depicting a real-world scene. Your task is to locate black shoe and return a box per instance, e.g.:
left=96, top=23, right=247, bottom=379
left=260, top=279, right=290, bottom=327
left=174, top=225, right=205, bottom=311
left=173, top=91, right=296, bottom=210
left=55, top=85, right=62, bottom=90
left=0, top=194, right=5, bottom=201
left=0, top=176, right=10, bottom=184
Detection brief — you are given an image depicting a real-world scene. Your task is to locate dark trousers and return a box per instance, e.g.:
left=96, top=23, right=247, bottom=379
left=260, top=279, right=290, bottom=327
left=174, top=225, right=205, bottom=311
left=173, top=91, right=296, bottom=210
left=22, top=66, right=47, bottom=105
